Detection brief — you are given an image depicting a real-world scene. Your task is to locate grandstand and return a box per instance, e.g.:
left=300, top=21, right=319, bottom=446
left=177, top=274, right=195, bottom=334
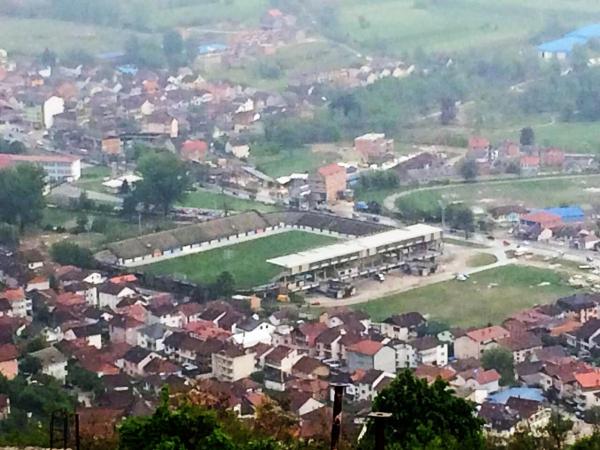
left=95, top=211, right=390, bottom=267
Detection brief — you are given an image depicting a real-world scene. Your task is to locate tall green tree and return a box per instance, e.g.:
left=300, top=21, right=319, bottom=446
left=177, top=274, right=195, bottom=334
left=50, top=242, right=95, bottom=269
left=0, top=163, right=46, bottom=230
left=481, top=348, right=515, bottom=386
left=519, top=127, right=535, bottom=146
left=135, top=151, right=190, bottom=215
left=459, top=159, right=478, bottom=182
left=361, top=370, right=484, bottom=450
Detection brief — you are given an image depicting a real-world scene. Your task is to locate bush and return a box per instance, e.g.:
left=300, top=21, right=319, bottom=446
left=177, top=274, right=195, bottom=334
left=50, top=242, right=95, bottom=269
left=91, top=216, right=109, bottom=233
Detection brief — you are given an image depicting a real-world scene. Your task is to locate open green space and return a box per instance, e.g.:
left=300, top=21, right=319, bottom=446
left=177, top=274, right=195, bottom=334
left=0, top=17, right=138, bottom=56
left=467, top=253, right=498, bottom=268
left=42, top=207, right=176, bottom=250
left=356, top=265, right=575, bottom=328
left=181, top=189, right=278, bottom=213
left=398, top=174, right=600, bottom=211
left=338, top=0, right=600, bottom=54
left=75, top=165, right=112, bottom=192
left=250, top=145, right=342, bottom=178
left=142, top=231, right=340, bottom=289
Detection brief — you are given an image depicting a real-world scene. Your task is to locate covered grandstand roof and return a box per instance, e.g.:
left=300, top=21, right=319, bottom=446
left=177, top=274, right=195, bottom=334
left=267, top=225, right=442, bottom=270
left=99, top=211, right=390, bottom=262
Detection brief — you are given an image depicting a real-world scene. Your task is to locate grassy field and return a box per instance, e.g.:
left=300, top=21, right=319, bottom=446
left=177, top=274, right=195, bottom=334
left=398, top=174, right=600, bottom=210
left=250, top=145, right=343, bottom=178
left=338, top=0, right=600, bottom=54
left=181, top=190, right=278, bottom=213
left=467, top=253, right=498, bottom=268
left=75, top=165, right=112, bottom=192
left=356, top=265, right=575, bottom=327
left=0, top=17, right=138, bottom=56
left=42, top=207, right=176, bottom=249
left=142, top=231, right=339, bottom=288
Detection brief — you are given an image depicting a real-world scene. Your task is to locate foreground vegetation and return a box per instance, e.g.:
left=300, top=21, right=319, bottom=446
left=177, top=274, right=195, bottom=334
left=142, top=231, right=339, bottom=288
left=357, top=265, right=574, bottom=327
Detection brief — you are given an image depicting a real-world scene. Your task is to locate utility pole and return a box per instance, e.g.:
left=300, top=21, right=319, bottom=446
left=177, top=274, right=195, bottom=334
left=368, top=412, right=392, bottom=450
left=438, top=200, right=446, bottom=231
left=330, top=383, right=347, bottom=450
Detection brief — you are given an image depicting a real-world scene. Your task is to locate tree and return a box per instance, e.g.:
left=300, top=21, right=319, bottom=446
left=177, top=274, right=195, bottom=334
left=459, top=159, right=478, bottom=182
left=0, top=223, right=19, bottom=247
left=50, top=242, right=95, bottom=269
left=40, top=48, right=56, bottom=67
left=481, top=348, right=515, bottom=386
left=212, top=271, right=235, bottom=298
left=0, top=163, right=46, bottom=230
left=519, top=127, right=535, bottom=146
left=75, top=214, right=88, bottom=233
left=119, top=179, right=131, bottom=195
left=118, top=390, right=237, bottom=450
left=361, top=370, right=484, bottom=449
left=584, top=406, right=600, bottom=431
left=91, top=216, right=109, bottom=233
left=447, top=203, right=475, bottom=238
left=78, top=191, right=94, bottom=210
left=163, top=30, right=184, bottom=58
left=19, top=355, right=41, bottom=377
left=440, top=97, right=457, bottom=125
left=135, top=151, right=190, bottom=215
left=66, top=361, right=103, bottom=395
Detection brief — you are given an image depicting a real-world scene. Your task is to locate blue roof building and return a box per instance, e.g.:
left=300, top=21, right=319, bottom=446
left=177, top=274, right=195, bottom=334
left=537, top=36, right=586, bottom=57
left=538, top=23, right=600, bottom=59
left=488, top=387, right=545, bottom=404
left=568, top=24, right=600, bottom=40
left=542, top=206, right=585, bottom=223
left=117, top=64, right=138, bottom=76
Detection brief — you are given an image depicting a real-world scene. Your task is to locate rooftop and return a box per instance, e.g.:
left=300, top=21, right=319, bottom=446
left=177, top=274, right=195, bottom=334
left=268, top=225, right=441, bottom=270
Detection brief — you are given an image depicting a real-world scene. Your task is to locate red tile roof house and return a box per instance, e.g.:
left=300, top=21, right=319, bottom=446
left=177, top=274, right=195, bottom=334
left=540, top=360, right=592, bottom=401
left=309, top=163, right=347, bottom=205
left=520, top=211, right=563, bottom=230
left=0, top=287, right=30, bottom=318
left=346, top=340, right=396, bottom=373
left=498, top=332, right=543, bottom=364
left=0, top=344, right=18, bottom=380
left=180, top=140, right=208, bottom=162
left=574, top=369, right=600, bottom=411
left=540, top=148, right=565, bottom=169
left=454, top=326, right=511, bottom=360
left=453, top=368, right=501, bottom=394
left=520, top=156, right=541, bottom=176
left=109, top=315, right=145, bottom=346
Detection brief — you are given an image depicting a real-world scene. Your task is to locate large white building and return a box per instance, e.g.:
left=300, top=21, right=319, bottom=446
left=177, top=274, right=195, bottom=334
left=0, top=154, right=81, bottom=181
left=267, top=225, right=443, bottom=289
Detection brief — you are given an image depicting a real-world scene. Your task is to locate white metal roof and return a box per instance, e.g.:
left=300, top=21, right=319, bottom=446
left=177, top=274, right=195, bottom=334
left=267, top=224, right=441, bottom=269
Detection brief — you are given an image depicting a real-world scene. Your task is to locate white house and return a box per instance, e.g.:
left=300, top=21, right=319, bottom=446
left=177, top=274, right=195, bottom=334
left=138, top=323, right=171, bottom=352
left=98, top=283, right=137, bottom=310
left=232, top=317, right=275, bottom=348
left=31, top=347, right=68, bottom=383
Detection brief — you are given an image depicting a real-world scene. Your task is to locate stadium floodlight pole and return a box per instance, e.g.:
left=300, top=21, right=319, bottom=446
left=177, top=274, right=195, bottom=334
left=438, top=200, right=446, bottom=231
left=368, top=412, right=392, bottom=450
left=330, top=383, right=347, bottom=450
